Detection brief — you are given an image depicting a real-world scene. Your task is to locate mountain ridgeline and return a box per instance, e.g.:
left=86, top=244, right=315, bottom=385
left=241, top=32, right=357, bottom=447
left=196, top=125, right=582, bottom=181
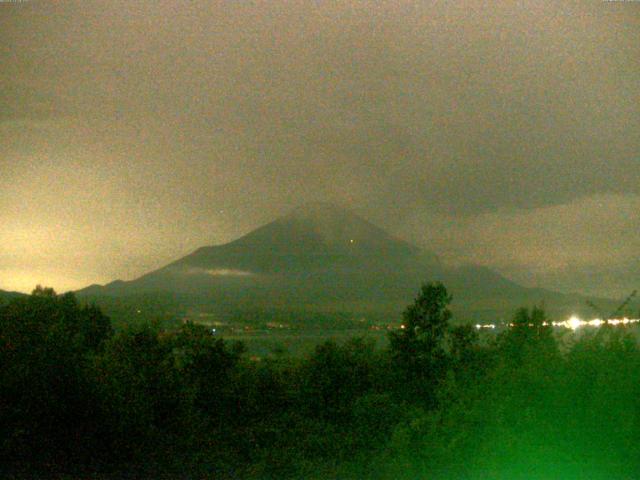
left=77, top=203, right=589, bottom=322
left=0, top=290, right=26, bottom=304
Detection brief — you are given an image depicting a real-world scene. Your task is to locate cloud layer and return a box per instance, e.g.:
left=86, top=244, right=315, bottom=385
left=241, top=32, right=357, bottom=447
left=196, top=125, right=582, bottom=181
left=1, top=1, right=638, bottom=296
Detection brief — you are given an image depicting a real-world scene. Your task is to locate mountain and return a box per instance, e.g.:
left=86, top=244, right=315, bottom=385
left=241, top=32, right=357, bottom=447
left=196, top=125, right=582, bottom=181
left=0, top=289, right=27, bottom=303
left=77, top=203, right=592, bottom=322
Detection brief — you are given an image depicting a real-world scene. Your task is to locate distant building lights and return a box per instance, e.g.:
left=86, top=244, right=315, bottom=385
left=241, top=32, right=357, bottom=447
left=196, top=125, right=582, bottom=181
left=472, top=315, right=640, bottom=331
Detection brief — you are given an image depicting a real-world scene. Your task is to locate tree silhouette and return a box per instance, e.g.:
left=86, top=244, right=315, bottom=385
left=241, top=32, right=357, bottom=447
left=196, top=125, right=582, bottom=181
left=499, top=305, right=557, bottom=364
left=389, top=282, right=452, bottom=403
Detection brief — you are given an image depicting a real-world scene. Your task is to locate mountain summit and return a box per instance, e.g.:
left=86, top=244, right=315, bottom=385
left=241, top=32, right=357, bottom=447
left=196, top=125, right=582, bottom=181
left=171, top=203, right=435, bottom=276
left=281, top=202, right=405, bottom=248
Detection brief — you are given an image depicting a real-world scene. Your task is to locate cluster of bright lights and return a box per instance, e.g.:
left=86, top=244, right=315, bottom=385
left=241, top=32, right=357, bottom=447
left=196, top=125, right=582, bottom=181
left=552, top=315, right=640, bottom=331
left=475, top=324, right=496, bottom=330
left=474, top=315, right=640, bottom=331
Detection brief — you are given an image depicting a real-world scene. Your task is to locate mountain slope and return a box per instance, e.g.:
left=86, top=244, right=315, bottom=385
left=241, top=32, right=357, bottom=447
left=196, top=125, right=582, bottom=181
left=77, top=203, right=589, bottom=321
left=0, top=289, right=27, bottom=303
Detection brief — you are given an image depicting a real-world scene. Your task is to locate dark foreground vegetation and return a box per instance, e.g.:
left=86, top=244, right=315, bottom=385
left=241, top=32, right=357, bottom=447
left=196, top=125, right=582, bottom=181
left=2, top=284, right=640, bottom=479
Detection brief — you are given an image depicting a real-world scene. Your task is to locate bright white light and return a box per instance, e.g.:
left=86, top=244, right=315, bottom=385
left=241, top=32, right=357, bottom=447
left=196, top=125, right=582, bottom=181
left=567, top=315, right=583, bottom=331
left=475, top=324, right=495, bottom=330
left=472, top=316, right=639, bottom=331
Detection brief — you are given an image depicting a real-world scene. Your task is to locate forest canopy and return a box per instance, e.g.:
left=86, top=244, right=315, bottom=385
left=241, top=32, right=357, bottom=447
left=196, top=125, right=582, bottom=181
left=1, top=284, right=640, bottom=479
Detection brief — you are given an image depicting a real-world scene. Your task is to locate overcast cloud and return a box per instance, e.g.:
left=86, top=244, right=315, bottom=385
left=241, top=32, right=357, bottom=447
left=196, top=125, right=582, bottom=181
left=1, top=1, right=638, bottom=297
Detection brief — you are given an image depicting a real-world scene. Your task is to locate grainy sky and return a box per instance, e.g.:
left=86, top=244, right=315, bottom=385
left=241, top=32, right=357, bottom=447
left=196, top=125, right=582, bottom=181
left=1, top=1, right=638, bottom=297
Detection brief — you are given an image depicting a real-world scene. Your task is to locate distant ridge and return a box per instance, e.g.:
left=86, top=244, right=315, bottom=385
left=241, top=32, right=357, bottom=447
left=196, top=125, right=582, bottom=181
left=76, top=204, right=593, bottom=321
left=0, top=289, right=27, bottom=303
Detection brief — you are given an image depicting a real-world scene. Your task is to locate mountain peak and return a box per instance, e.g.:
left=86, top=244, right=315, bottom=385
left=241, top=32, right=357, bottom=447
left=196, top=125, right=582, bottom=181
left=276, top=202, right=407, bottom=251
left=284, top=202, right=360, bottom=225
left=288, top=201, right=350, bottom=215
left=167, top=202, right=431, bottom=275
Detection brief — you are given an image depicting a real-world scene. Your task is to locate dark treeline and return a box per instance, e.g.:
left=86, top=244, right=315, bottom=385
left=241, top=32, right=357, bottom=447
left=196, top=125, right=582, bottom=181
left=2, top=284, right=640, bottom=479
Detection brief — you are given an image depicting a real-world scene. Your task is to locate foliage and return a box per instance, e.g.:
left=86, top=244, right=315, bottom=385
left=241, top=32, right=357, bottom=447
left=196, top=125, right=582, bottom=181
left=388, top=282, right=453, bottom=404
left=2, top=284, right=640, bottom=478
left=0, top=287, right=112, bottom=474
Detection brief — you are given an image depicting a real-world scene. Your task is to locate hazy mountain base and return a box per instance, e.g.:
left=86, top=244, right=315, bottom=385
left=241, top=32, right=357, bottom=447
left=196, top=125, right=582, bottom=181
left=2, top=286, right=640, bottom=479
left=78, top=286, right=611, bottom=331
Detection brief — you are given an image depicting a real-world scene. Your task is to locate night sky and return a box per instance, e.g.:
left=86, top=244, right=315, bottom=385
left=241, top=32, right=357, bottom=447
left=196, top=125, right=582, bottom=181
left=1, top=1, right=638, bottom=297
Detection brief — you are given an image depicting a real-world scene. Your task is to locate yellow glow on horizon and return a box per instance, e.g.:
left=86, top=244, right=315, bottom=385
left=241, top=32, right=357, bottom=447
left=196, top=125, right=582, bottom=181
left=0, top=268, right=97, bottom=294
